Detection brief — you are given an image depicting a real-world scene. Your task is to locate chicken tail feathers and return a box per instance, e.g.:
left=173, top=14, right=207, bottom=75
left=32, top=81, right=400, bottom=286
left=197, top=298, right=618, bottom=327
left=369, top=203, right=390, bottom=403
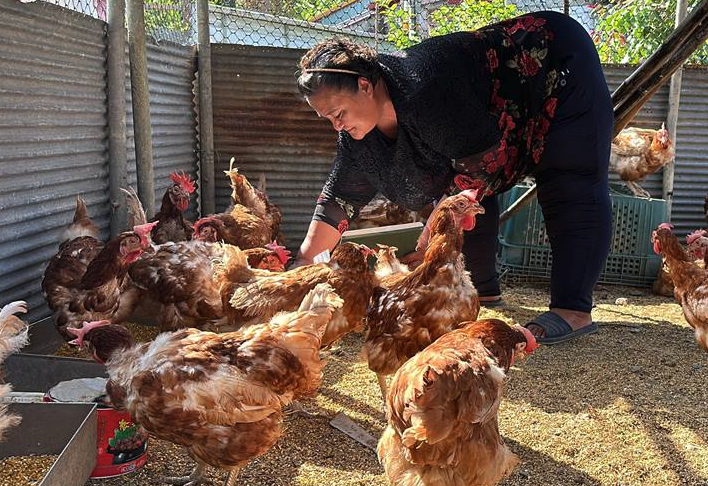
left=61, top=197, right=99, bottom=243
left=0, top=384, right=21, bottom=443
left=213, top=243, right=251, bottom=284
left=0, top=301, right=29, bottom=442
left=121, top=186, right=148, bottom=227
left=295, top=283, right=345, bottom=342
left=0, top=301, right=29, bottom=364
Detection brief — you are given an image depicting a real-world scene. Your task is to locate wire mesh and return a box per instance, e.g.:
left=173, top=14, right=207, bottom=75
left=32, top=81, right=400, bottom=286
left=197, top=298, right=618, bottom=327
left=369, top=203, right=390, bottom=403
left=34, top=0, right=708, bottom=62
left=203, top=0, right=707, bottom=64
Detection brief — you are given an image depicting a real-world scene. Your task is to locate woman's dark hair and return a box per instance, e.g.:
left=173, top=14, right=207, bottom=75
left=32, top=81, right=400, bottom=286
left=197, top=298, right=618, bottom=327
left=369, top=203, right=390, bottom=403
left=297, top=37, right=382, bottom=97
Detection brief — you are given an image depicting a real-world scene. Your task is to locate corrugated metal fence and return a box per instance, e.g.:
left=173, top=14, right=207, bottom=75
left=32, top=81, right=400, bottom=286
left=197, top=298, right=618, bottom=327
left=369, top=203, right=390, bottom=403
left=126, top=42, right=200, bottom=219
left=0, top=0, right=110, bottom=322
left=2, top=10, right=708, bottom=322
left=0, top=0, right=198, bottom=321
left=211, top=44, right=336, bottom=245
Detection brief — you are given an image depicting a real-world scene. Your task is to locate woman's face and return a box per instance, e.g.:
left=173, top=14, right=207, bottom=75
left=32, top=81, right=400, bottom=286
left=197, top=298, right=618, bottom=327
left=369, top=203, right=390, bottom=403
left=306, top=77, right=380, bottom=140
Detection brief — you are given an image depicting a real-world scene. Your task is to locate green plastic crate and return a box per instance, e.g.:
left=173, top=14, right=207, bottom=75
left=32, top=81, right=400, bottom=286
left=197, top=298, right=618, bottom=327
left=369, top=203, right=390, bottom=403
left=497, top=183, right=668, bottom=286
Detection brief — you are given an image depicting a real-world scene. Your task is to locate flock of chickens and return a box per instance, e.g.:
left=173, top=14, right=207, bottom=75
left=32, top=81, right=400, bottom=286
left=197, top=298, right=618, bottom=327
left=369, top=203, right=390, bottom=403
left=0, top=164, right=537, bottom=486
left=0, top=123, right=703, bottom=486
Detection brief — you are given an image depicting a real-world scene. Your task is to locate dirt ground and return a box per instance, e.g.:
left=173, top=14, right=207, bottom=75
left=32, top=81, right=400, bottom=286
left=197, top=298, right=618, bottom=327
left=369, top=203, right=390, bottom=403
left=74, top=282, right=708, bottom=486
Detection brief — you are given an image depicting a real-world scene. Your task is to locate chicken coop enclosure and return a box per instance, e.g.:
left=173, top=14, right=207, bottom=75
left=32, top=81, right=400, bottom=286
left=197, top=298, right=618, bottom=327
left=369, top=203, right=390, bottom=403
left=1, top=0, right=708, bottom=324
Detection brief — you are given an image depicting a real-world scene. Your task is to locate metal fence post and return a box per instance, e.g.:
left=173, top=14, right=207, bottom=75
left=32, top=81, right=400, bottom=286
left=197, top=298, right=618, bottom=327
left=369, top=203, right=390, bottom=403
left=664, top=0, right=689, bottom=214
left=127, top=0, right=155, bottom=218
left=108, top=0, right=128, bottom=236
left=197, top=0, right=216, bottom=215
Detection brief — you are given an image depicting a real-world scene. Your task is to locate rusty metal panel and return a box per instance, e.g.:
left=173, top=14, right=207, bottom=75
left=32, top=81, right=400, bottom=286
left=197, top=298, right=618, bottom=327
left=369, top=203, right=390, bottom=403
left=0, top=0, right=109, bottom=322
left=603, top=64, right=671, bottom=199
left=671, top=66, right=708, bottom=236
left=126, top=40, right=199, bottom=220
left=211, top=44, right=337, bottom=247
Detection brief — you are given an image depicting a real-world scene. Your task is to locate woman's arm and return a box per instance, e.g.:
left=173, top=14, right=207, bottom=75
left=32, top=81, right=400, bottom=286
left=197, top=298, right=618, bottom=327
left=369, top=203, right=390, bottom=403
left=293, top=135, right=378, bottom=266
left=293, top=220, right=343, bottom=266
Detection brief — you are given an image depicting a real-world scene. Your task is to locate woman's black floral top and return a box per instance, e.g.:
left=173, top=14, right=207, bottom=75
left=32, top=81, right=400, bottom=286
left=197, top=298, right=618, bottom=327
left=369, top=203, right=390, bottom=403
left=313, top=11, right=574, bottom=229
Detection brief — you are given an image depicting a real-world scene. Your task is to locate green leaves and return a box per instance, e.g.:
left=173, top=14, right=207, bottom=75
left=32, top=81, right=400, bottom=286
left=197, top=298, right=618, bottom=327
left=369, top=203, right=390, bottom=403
left=591, top=0, right=708, bottom=64
left=377, top=0, right=522, bottom=49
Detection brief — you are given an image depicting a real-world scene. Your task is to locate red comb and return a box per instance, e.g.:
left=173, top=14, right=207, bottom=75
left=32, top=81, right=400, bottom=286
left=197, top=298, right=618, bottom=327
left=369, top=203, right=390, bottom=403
left=658, top=222, right=674, bottom=231
left=134, top=221, right=158, bottom=236
left=170, top=171, right=196, bottom=194
left=265, top=241, right=291, bottom=265
left=686, top=229, right=707, bottom=245
left=460, top=189, right=479, bottom=202
left=515, top=325, right=539, bottom=353
left=193, top=216, right=215, bottom=233
left=133, top=221, right=158, bottom=246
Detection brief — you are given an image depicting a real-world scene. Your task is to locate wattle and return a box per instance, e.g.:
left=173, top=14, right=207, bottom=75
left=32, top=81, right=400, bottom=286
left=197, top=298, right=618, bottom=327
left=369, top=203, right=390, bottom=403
left=461, top=214, right=476, bottom=231
left=653, top=240, right=661, bottom=255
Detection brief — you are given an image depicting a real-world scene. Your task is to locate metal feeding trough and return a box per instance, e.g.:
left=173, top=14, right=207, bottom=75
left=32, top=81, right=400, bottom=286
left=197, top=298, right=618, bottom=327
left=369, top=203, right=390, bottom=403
left=2, top=353, right=149, bottom=479
left=0, top=402, right=97, bottom=486
left=1, top=354, right=106, bottom=485
left=4, top=353, right=108, bottom=392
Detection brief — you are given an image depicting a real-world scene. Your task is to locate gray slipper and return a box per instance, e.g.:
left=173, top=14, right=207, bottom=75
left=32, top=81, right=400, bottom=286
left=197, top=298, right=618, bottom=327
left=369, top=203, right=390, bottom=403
left=480, top=298, right=504, bottom=308
left=525, top=311, right=598, bottom=345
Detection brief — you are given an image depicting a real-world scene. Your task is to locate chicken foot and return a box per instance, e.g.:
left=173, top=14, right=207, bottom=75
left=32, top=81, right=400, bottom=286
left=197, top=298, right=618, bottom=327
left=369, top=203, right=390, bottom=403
left=625, top=180, right=652, bottom=199
left=156, top=461, right=208, bottom=486
left=284, top=400, right=323, bottom=419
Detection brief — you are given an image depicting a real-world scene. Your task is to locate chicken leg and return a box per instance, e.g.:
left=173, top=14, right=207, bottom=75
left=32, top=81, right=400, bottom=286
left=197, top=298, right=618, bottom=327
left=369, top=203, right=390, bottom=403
left=157, top=460, right=208, bottom=486
left=224, top=468, right=241, bottom=486
left=625, top=180, right=652, bottom=199
left=377, top=373, right=388, bottom=412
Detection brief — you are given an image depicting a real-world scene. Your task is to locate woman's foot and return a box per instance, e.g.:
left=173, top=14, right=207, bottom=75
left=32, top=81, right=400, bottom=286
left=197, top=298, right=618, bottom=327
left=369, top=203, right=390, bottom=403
left=526, top=308, right=592, bottom=339
left=479, top=295, right=503, bottom=307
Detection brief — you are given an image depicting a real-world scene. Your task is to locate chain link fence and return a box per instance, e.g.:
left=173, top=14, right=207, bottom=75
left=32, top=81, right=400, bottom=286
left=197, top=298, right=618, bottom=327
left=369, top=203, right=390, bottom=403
left=33, top=0, right=708, bottom=59
left=201, top=0, right=707, bottom=64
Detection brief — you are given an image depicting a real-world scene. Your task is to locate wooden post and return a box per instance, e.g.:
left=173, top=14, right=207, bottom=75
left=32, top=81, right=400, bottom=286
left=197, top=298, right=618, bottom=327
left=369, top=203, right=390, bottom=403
left=196, top=0, right=215, bottom=215
left=107, top=0, right=128, bottom=236
left=127, top=0, right=155, bottom=218
left=663, top=0, right=689, bottom=213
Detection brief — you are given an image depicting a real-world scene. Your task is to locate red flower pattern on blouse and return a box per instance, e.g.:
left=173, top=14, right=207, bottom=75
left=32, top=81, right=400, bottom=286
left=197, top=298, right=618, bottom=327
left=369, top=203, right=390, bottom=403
left=449, top=14, right=561, bottom=197
left=544, top=97, right=558, bottom=117
left=486, top=48, right=499, bottom=72
left=519, top=51, right=541, bottom=77
left=454, top=174, right=487, bottom=191
left=504, top=16, right=547, bottom=35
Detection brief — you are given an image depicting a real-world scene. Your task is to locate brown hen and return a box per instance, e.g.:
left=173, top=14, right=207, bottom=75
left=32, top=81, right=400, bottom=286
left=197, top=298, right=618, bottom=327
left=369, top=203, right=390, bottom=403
left=117, top=240, right=230, bottom=332
left=42, top=205, right=157, bottom=340
left=364, top=190, right=485, bottom=402
left=215, top=242, right=375, bottom=346
left=609, top=124, right=675, bottom=198
left=652, top=223, right=708, bottom=351
left=379, top=319, right=538, bottom=486
left=0, top=301, right=29, bottom=442
left=67, top=283, right=344, bottom=486
left=150, top=171, right=196, bottom=244
left=192, top=162, right=284, bottom=250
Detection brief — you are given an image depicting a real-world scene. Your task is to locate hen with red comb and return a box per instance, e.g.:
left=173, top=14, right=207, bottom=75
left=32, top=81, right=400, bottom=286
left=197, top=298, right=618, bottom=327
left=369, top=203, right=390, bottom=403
left=363, top=190, right=485, bottom=407
left=651, top=222, right=708, bottom=351
left=379, top=319, right=536, bottom=486
left=43, top=221, right=155, bottom=341
left=149, top=172, right=196, bottom=244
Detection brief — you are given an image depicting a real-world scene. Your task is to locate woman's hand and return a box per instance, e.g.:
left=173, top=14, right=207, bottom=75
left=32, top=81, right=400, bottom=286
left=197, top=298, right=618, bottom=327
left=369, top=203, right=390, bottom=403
left=400, top=249, right=425, bottom=269
left=287, top=257, right=311, bottom=270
